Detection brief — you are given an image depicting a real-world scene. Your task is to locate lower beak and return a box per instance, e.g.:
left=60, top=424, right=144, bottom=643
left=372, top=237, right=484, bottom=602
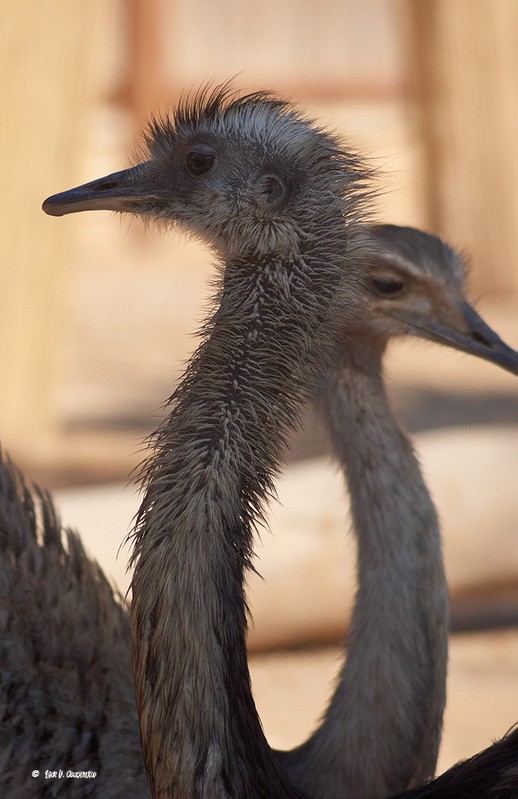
left=42, top=162, right=161, bottom=217
left=401, top=301, right=518, bottom=376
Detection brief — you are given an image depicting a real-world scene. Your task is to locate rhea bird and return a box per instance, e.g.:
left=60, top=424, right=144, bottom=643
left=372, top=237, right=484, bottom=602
left=279, top=224, right=518, bottom=799
left=40, top=90, right=518, bottom=798
left=44, top=86, right=368, bottom=799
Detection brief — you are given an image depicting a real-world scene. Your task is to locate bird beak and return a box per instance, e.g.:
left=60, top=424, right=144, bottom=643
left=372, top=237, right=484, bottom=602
left=400, top=300, right=518, bottom=376
left=42, top=162, right=162, bottom=217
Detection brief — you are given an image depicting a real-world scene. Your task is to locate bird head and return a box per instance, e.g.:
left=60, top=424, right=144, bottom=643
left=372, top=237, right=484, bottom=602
left=351, top=224, right=518, bottom=375
left=43, top=86, right=365, bottom=259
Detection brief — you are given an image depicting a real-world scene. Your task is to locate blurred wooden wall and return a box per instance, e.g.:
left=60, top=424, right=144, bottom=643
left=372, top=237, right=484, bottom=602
left=399, top=0, right=518, bottom=296
left=122, top=0, right=518, bottom=298
left=118, top=0, right=403, bottom=126
left=0, top=3, right=107, bottom=459
left=2, top=0, right=517, bottom=475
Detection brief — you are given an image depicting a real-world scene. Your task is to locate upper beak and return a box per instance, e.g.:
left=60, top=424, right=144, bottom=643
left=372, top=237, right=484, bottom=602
left=42, top=162, right=163, bottom=217
left=398, top=300, right=518, bottom=376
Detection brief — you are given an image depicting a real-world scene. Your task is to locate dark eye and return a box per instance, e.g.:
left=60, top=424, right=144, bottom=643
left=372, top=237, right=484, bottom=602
left=185, top=146, right=217, bottom=177
left=370, top=274, right=405, bottom=298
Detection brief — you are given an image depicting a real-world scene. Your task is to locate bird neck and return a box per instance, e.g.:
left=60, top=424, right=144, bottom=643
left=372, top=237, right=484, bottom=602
left=287, top=339, right=449, bottom=799
left=130, top=234, right=349, bottom=798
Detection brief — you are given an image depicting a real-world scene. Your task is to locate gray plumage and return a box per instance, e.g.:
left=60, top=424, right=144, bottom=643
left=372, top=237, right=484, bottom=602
left=391, top=724, right=518, bottom=799
left=0, top=452, right=148, bottom=798
left=280, top=224, right=518, bottom=799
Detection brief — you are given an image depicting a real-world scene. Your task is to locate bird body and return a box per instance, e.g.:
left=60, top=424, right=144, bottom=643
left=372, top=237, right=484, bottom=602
left=390, top=724, right=518, bottom=799
left=0, top=454, right=148, bottom=798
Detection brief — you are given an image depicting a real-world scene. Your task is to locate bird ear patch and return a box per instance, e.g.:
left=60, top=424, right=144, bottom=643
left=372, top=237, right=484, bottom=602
left=253, top=173, right=286, bottom=211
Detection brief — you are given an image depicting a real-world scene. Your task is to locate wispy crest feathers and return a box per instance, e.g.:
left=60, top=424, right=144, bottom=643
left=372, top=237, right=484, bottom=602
left=145, top=82, right=288, bottom=151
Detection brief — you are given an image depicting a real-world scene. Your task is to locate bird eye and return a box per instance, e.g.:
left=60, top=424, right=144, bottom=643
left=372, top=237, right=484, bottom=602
left=185, top=146, right=217, bottom=177
left=370, top=274, right=405, bottom=298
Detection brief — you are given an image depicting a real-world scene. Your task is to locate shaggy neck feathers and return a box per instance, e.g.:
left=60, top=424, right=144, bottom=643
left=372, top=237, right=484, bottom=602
left=130, top=223, right=351, bottom=797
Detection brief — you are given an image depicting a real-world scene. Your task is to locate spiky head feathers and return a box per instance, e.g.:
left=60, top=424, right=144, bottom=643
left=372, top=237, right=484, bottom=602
left=141, top=86, right=369, bottom=256
left=43, top=84, right=370, bottom=259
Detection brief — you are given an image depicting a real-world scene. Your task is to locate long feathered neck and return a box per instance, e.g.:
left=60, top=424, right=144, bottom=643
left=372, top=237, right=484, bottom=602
left=130, top=218, right=350, bottom=798
left=282, top=336, right=449, bottom=799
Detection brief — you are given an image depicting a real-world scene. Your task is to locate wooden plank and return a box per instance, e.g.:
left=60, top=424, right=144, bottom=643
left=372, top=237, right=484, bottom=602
left=399, top=0, right=518, bottom=295
left=116, top=0, right=172, bottom=127
left=0, top=2, right=108, bottom=459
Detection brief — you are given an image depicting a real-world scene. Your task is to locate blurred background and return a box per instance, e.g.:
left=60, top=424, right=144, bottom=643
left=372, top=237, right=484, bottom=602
left=2, top=0, right=518, bottom=776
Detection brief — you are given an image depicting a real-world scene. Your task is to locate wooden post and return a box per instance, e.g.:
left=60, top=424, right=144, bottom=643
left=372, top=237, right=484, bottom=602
left=0, top=3, right=108, bottom=460
left=398, top=0, right=518, bottom=296
left=116, top=0, right=173, bottom=128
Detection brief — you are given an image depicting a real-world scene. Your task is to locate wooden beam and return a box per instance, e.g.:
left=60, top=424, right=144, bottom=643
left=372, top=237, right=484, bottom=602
left=0, top=3, right=106, bottom=459
left=116, top=0, right=173, bottom=127
left=399, top=0, right=518, bottom=296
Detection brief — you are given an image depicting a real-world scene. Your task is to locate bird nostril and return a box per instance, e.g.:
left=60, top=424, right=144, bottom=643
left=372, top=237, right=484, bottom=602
left=95, top=180, right=118, bottom=192
left=471, top=330, right=493, bottom=348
